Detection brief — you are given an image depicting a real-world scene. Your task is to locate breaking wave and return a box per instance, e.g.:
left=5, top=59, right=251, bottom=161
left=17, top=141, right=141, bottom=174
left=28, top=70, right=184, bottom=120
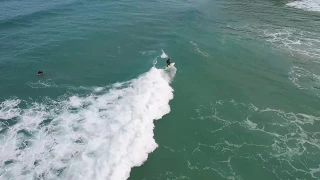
left=0, top=67, right=176, bottom=180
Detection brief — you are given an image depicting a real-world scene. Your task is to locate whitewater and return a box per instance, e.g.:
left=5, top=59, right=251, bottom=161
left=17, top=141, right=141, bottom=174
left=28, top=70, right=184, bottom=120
left=287, top=0, right=320, bottom=12
left=0, top=66, right=176, bottom=180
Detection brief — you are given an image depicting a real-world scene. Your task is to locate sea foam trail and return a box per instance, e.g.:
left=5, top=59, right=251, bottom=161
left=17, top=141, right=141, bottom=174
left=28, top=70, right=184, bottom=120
left=0, top=67, right=176, bottom=180
left=287, top=0, right=320, bottom=12
left=160, top=50, right=168, bottom=59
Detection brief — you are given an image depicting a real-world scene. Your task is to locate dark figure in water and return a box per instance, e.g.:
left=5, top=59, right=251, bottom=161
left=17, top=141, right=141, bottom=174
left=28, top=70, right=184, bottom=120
left=166, top=58, right=171, bottom=67
left=38, top=70, right=43, bottom=75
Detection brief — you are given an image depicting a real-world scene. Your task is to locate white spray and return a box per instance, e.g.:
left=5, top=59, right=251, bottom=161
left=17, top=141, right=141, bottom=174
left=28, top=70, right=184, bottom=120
left=0, top=67, right=176, bottom=180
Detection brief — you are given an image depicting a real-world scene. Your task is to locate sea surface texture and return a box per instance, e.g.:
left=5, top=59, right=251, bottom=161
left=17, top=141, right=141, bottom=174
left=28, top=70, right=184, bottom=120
left=0, top=0, right=320, bottom=179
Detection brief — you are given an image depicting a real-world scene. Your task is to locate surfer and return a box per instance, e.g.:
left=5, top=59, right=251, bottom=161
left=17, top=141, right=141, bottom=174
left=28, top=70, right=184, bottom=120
left=166, top=58, right=171, bottom=67
left=38, top=70, right=43, bottom=75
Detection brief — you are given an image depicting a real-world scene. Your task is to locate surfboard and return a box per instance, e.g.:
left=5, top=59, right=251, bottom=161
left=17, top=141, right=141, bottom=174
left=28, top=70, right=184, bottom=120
left=165, top=62, right=175, bottom=69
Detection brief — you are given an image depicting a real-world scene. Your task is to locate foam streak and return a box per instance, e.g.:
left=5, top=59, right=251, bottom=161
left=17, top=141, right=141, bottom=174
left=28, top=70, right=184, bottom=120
left=0, top=67, right=176, bottom=180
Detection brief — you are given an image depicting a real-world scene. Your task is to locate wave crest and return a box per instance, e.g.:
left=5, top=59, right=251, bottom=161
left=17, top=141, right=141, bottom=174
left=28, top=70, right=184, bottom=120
left=0, top=67, right=176, bottom=180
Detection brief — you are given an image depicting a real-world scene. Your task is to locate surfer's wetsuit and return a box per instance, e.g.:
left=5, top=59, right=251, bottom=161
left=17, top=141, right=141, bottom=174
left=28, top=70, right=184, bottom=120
left=166, top=58, right=171, bottom=66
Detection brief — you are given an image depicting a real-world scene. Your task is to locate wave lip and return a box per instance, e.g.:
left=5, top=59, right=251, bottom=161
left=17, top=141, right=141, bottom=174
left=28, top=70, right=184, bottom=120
left=0, top=67, right=176, bottom=180
left=287, top=0, right=320, bottom=12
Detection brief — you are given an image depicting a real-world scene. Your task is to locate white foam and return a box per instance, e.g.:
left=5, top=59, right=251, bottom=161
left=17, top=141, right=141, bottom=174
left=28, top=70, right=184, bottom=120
left=0, top=67, right=176, bottom=180
left=232, top=24, right=320, bottom=60
left=245, top=118, right=257, bottom=129
left=28, top=80, right=107, bottom=93
left=287, top=0, right=320, bottom=12
left=93, top=87, right=104, bottom=92
left=160, top=50, right=168, bottom=59
left=289, top=66, right=320, bottom=93
left=0, top=99, right=21, bottom=120
left=28, top=79, right=57, bottom=88
left=196, top=100, right=320, bottom=179
left=263, top=28, right=320, bottom=60
left=190, top=41, right=209, bottom=57
left=140, top=50, right=156, bottom=55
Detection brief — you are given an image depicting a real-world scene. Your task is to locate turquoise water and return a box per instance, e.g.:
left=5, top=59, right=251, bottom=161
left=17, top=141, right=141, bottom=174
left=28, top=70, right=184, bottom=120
left=1, top=0, right=320, bottom=179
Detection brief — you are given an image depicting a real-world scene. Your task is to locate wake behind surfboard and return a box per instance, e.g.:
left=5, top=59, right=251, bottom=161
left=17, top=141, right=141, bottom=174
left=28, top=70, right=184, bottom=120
left=165, top=62, right=175, bottom=69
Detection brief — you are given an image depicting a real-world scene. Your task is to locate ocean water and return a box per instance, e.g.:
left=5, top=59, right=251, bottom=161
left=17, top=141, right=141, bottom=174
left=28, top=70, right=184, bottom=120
left=1, top=0, right=320, bottom=179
